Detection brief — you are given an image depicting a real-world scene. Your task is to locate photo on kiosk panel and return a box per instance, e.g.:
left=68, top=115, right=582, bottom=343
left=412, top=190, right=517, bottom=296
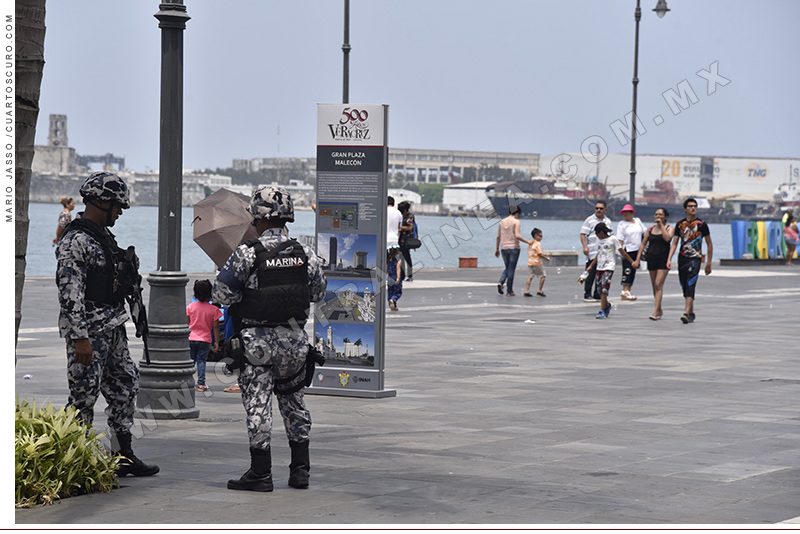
left=314, top=321, right=376, bottom=368
left=317, top=232, right=376, bottom=278
left=320, top=278, right=376, bottom=324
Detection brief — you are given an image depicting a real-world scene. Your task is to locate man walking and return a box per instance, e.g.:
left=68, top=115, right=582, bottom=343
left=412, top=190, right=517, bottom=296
left=668, top=197, right=713, bottom=323
left=579, top=200, right=612, bottom=302
left=214, top=186, right=326, bottom=491
left=56, top=171, right=159, bottom=477
left=387, top=196, right=402, bottom=249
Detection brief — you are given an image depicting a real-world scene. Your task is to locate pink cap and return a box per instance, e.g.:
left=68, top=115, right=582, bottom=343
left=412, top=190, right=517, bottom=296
left=619, top=204, right=635, bottom=213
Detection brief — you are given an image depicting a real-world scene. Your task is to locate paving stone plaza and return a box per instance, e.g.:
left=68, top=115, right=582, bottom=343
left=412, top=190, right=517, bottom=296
left=14, top=264, right=800, bottom=525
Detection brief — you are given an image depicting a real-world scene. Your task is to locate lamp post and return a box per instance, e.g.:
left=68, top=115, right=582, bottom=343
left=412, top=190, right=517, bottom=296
left=628, top=0, right=669, bottom=205
left=137, top=0, right=199, bottom=420
left=342, top=0, right=351, bottom=103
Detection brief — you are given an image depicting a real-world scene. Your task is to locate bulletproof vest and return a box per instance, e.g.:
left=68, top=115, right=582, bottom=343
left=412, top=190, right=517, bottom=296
left=236, top=238, right=310, bottom=328
left=66, top=218, right=138, bottom=306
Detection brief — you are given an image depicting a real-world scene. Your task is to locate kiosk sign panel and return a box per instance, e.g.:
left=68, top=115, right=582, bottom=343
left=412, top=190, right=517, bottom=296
left=310, top=104, right=395, bottom=398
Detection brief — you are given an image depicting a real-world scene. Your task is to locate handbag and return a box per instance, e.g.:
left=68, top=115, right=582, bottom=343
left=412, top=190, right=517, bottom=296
left=641, top=226, right=654, bottom=261
left=405, top=237, right=422, bottom=249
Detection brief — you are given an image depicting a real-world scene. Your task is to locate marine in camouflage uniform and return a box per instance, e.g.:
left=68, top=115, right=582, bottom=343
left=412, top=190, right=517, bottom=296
left=214, top=185, right=326, bottom=492
left=55, top=171, right=159, bottom=477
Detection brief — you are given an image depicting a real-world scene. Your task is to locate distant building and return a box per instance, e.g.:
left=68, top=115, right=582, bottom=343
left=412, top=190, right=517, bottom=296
left=388, top=148, right=540, bottom=184
left=442, top=181, right=496, bottom=212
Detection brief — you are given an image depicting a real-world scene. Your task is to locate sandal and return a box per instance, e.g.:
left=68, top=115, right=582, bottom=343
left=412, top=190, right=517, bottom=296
left=195, top=384, right=209, bottom=391
left=223, top=385, right=241, bottom=393
left=649, top=314, right=661, bottom=321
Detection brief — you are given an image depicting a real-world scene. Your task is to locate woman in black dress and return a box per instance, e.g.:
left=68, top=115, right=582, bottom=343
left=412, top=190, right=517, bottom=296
left=633, top=207, right=674, bottom=320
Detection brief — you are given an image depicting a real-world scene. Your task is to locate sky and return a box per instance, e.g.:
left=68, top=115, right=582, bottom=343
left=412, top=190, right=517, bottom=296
left=33, top=0, right=800, bottom=173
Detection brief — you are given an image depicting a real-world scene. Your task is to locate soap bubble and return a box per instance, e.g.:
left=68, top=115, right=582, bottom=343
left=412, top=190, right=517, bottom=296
left=23, top=374, right=32, bottom=380
left=421, top=297, right=425, bottom=303
left=467, top=292, right=473, bottom=299
left=448, top=293, right=453, bottom=299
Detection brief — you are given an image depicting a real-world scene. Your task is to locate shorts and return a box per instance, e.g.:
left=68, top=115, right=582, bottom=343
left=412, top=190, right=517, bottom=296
left=595, top=270, right=613, bottom=294
left=786, top=237, right=797, bottom=246
left=528, top=265, right=546, bottom=278
left=678, top=257, right=701, bottom=299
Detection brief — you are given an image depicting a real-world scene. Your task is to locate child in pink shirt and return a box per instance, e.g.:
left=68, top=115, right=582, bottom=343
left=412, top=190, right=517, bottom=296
left=186, top=280, right=222, bottom=391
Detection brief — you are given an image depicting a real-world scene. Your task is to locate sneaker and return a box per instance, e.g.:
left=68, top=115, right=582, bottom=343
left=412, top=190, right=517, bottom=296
left=583, top=297, right=596, bottom=303
left=506, top=291, right=516, bottom=297
left=680, top=313, right=690, bottom=324
left=604, top=304, right=611, bottom=317
left=595, top=310, right=607, bottom=319
left=688, top=313, right=696, bottom=323
left=497, top=283, right=504, bottom=295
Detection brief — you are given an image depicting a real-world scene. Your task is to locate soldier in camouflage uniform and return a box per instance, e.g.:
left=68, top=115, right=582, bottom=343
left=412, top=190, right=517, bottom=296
left=56, top=171, right=159, bottom=477
left=214, top=186, right=326, bottom=492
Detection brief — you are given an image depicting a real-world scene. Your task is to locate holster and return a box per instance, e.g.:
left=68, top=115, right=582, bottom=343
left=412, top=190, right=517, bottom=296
left=221, top=333, right=245, bottom=373
left=273, top=345, right=325, bottom=395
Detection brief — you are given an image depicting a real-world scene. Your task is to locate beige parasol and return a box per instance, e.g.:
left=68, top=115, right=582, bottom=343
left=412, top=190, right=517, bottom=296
left=192, top=188, right=259, bottom=269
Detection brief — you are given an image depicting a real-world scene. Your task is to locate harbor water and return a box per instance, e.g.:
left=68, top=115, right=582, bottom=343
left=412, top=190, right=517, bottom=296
left=24, top=202, right=733, bottom=277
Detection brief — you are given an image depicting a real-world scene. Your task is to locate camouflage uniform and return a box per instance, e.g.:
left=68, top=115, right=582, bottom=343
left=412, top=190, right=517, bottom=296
left=56, top=215, right=138, bottom=434
left=213, top=226, right=326, bottom=450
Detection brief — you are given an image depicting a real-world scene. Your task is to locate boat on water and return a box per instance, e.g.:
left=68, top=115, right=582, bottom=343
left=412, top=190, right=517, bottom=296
left=485, top=178, right=731, bottom=223
left=773, top=182, right=800, bottom=211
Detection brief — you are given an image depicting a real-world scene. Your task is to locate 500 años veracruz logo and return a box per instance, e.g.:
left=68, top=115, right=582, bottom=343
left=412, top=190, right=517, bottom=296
left=328, top=107, right=371, bottom=142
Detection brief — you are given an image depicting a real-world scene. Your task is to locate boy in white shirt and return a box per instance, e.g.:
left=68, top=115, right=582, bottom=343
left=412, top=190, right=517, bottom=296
left=583, top=223, right=635, bottom=319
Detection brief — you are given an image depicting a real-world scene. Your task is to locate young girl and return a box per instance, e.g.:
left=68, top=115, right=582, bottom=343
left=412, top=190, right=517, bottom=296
left=387, top=246, right=404, bottom=311
left=186, top=279, right=222, bottom=391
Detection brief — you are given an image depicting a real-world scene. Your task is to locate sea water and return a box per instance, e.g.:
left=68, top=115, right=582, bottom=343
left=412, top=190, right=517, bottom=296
left=23, top=202, right=733, bottom=277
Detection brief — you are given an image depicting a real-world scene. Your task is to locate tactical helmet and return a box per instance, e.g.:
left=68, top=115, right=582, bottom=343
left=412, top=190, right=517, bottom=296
left=248, top=186, right=294, bottom=222
left=79, top=171, right=131, bottom=209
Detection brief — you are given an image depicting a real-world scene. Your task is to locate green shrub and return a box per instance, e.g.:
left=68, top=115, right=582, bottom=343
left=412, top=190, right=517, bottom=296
left=15, top=397, right=119, bottom=508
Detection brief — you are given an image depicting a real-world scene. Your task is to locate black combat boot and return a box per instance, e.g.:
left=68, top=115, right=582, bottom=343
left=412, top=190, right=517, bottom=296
left=288, top=440, right=310, bottom=489
left=115, top=431, right=160, bottom=477
left=228, top=447, right=273, bottom=492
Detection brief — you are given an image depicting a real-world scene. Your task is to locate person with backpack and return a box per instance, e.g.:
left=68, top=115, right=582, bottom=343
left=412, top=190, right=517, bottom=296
left=213, top=186, right=326, bottom=492
left=397, top=201, right=417, bottom=281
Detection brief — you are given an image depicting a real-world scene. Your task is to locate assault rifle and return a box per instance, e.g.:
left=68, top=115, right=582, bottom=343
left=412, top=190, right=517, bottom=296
left=122, top=246, right=150, bottom=364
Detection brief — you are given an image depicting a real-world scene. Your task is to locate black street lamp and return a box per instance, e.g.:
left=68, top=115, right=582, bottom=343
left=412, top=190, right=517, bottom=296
left=137, top=0, right=199, bottom=420
left=628, top=0, right=670, bottom=205
left=342, top=0, right=351, bottom=104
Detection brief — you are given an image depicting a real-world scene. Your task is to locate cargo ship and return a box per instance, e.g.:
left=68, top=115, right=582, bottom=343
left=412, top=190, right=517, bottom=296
left=485, top=178, right=731, bottom=222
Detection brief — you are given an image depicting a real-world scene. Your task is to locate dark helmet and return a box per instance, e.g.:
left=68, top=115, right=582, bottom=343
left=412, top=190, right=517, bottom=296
left=248, top=186, right=294, bottom=222
left=79, top=171, right=131, bottom=209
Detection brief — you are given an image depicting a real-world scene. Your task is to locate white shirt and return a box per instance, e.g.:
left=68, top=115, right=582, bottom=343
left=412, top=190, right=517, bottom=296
left=616, top=218, right=647, bottom=252
left=387, top=206, right=402, bottom=247
left=580, top=214, right=612, bottom=259
left=595, top=235, right=622, bottom=271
